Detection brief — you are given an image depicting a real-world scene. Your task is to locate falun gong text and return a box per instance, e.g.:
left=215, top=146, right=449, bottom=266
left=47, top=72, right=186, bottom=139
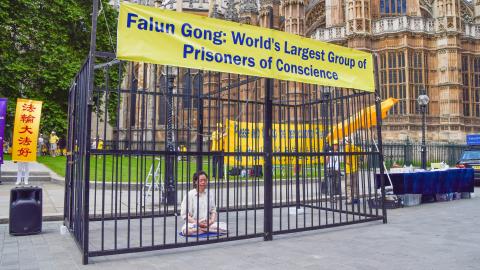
left=117, top=2, right=375, bottom=92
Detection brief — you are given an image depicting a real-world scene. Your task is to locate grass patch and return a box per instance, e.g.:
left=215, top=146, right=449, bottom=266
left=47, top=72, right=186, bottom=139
left=38, top=155, right=67, bottom=177
left=3, top=153, right=325, bottom=181
left=87, top=155, right=323, bottom=182
left=89, top=155, right=197, bottom=183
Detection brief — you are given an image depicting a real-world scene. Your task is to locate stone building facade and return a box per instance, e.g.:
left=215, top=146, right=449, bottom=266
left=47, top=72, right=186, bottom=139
left=117, top=0, right=480, bottom=144
left=307, top=0, right=480, bottom=143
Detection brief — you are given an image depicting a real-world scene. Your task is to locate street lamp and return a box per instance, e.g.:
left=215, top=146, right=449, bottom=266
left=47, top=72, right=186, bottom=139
left=321, top=86, right=332, bottom=196
left=321, top=86, right=332, bottom=151
left=165, top=74, right=176, bottom=205
left=417, top=92, right=429, bottom=170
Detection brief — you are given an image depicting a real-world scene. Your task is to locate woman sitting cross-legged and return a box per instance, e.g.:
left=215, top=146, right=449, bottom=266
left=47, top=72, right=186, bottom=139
left=180, top=170, right=227, bottom=235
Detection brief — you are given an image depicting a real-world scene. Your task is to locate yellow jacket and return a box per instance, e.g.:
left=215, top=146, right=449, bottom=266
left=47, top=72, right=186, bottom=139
left=49, top=135, right=59, bottom=144
left=345, top=144, right=361, bottom=173
left=97, top=140, right=104, bottom=150
left=211, top=131, right=225, bottom=151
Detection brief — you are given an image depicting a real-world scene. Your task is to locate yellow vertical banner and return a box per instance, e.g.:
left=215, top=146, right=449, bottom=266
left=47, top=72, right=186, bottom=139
left=12, top=99, right=43, bottom=162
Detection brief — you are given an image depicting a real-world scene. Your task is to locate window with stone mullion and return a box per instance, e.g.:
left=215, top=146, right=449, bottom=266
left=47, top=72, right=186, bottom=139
left=398, top=51, right=406, bottom=114
left=423, top=52, right=430, bottom=115
left=379, top=51, right=406, bottom=115
left=379, top=53, right=387, bottom=100
left=380, top=0, right=406, bottom=16
left=473, top=56, right=480, bottom=117
left=461, top=55, right=471, bottom=117
left=381, top=52, right=406, bottom=115
left=408, top=50, right=425, bottom=115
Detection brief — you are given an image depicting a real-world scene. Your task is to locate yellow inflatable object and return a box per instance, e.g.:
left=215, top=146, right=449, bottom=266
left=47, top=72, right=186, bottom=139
left=326, top=98, right=399, bottom=143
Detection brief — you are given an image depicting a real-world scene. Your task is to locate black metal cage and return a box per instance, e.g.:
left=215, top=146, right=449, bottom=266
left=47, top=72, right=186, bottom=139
left=64, top=2, right=386, bottom=265
left=65, top=53, right=387, bottom=264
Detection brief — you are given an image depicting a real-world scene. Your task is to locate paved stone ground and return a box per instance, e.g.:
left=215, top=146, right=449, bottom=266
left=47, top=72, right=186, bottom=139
left=0, top=161, right=59, bottom=182
left=0, top=161, right=51, bottom=172
left=86, top=206, right=378, bottom=252
left=0, top=188, right=479, bottom=270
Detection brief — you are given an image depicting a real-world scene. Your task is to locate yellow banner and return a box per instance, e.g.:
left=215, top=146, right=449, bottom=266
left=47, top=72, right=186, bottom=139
left=12, top=99, right=43, bottom=162
left=117, top=2, right=375, bottom=92
left=213, top=120, right=325, bottom=166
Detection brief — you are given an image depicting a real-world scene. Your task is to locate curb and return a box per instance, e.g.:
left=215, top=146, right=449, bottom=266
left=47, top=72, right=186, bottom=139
left=0, top=213, right=64, bottom=225
left=0, top=170, right=66, bottom=184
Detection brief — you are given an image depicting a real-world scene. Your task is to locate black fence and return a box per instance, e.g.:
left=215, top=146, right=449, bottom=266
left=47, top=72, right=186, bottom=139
left=64, top=56, right=92, bottom=261
left=101, top=140, right=468, bottom=168
left=381, top=141, right=467, bottom=168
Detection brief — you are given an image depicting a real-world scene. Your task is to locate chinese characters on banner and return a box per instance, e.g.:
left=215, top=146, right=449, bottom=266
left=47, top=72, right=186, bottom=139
left=12, top=99, right=42, bottom=162
left=0, top=98, right=7, bottom=164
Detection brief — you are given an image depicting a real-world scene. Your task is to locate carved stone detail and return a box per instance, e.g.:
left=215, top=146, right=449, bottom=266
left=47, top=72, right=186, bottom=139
left=305, top=1, right=325, bottom=33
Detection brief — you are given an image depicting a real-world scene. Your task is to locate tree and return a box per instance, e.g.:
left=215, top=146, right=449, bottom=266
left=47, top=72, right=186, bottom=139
left=0, top=0, right=118, bottom=138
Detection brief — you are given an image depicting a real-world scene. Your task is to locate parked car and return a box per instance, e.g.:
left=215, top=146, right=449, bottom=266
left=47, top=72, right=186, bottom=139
left=456, top=147, right=480, bottom=186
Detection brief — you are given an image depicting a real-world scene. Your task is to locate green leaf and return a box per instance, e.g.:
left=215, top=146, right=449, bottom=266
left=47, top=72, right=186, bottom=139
left=0, top=0, right=119, bottom=138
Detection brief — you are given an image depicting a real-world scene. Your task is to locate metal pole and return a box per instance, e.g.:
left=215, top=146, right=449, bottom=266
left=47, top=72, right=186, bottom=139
left=82, top=0, right=99, bottom=264
left=263, top=6, right=274, bottom=241
left=83, top=104, right=93, bottom=265
left=373, top=53, right=387, bottom=224
left=321, top=88, right=330, bottom=197
left=64, top=87, right=73, bottom=227
left=294, top=102, right=301, bottom=209
left=196, top=73, right=204, bottom=172
left=88, top=1, right=98, bottom=105
left=421, top=105, right=427, bottom=169
left=165, top=75, right=176, bottom=205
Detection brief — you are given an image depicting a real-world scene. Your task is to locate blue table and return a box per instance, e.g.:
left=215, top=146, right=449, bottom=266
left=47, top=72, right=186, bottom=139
left=376, top=168, right=474, bottom=195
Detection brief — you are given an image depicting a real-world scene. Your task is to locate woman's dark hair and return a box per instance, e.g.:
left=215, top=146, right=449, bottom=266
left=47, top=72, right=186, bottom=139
left=192, top=170, right=208, bottom=189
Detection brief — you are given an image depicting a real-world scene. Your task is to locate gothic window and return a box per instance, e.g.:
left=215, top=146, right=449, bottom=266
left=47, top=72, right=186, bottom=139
left=183, top=72, right=192, bottom=108
left=380, top=0, right=406, bottom=16
left=474, top=57, right=480, bottom=117
left=355, top=1, right=362, bottom=16
left=192, top=73, right=203, bottom=108
left=398, top=51, right=406, bottom=114
left=408, top=50, right=428, bottom=115
left=348, top=1, right=354, bottom=20
left=462, top=55, right=471, bottom=117
left=378, top=51, right=406, bottom=115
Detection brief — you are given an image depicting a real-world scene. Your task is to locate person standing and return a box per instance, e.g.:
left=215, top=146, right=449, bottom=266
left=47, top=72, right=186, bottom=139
left=3, top=139, right=10, bottom=154
left=15, top=162, right=30, bottom=185
left=58, top=136, right=66, bottom=156
left=97, top=138, right=103, bottom=150
left=326, top=141, right=341, bottom=199
left=91, top=137, right=97, bottom=150
left=345, top=138, right=361, bottom=204
left=211, top=128, right=225, bottom=180
left=37, top=134, right=44, bottom=157
left=41, top=144, right=48, bottom=156
left=49, top=131, right=59, bottom=157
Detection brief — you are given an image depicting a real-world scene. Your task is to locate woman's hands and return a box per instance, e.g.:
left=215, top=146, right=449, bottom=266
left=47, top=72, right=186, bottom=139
left=198, top=219, right=209, bottom=228
left=187, top=214, right=215, bottom=230
left=197, top=219, right=216, bottom=229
